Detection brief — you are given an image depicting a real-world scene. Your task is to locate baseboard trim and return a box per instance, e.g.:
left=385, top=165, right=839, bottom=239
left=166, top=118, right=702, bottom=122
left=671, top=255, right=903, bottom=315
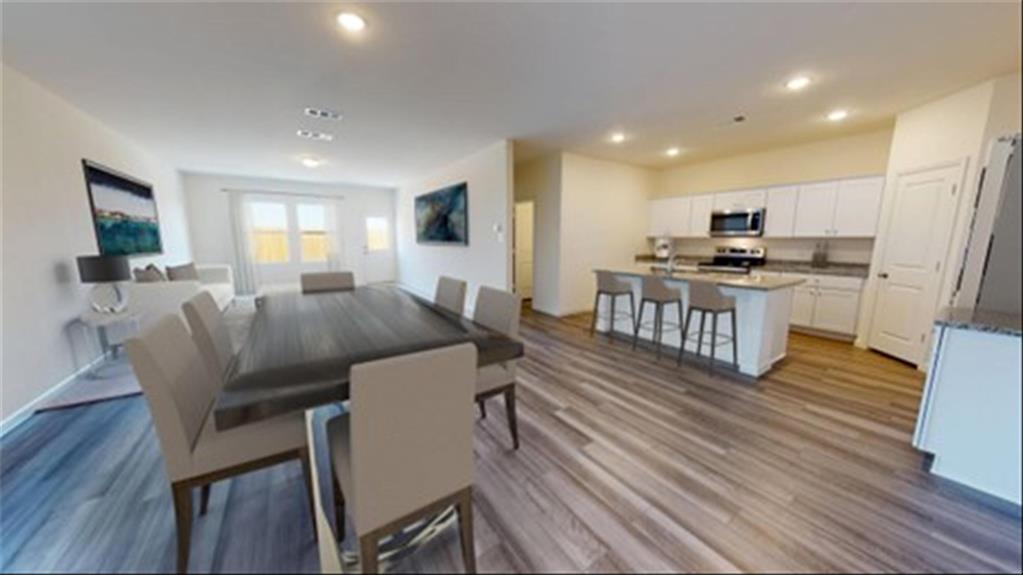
left=0, top=352, right=106, bottom=439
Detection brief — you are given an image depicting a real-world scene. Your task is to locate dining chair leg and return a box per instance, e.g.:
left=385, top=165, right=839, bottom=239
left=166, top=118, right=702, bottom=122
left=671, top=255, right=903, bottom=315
left=589, top=292, right=600, bottom=336
left=503, top=386, right=519, bottom=450
left=632, top=300, right=647, bottom=350
left=332, top=473, right=346, bottom=541
left=199, top=484, right=211, bottom=516
left=479, top=399, right=487, bottom=419
left=710, top=312, right=719, bottom=374
left=678, top=307, right=694, bottom=366
left=298, top=447, right=317, bottom=536
left=456, top=488, right=477, bottom=574
left=171, top=482, right=192, bottom=574
left=730, top=310, right=739, bottom=369
left=360, top=534, right=379, bottom=574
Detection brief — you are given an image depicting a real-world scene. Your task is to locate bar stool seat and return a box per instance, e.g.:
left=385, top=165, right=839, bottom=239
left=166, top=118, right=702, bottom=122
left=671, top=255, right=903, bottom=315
left=632, top=276, right=684, bottom=360
left=678, top=280, right=739, bottom=372
left=590, top=271, right=636, bottom=343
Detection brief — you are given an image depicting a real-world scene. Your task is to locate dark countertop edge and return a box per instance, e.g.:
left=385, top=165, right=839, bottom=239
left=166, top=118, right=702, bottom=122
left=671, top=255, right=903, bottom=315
left=934, top=307, right=1022, bottom=338
left=634, top=255, right=869, bottom=278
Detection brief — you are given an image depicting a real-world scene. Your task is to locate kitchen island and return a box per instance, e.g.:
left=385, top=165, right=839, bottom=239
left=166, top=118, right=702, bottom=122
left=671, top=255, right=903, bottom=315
left=593, top=267, right=804, bottom=377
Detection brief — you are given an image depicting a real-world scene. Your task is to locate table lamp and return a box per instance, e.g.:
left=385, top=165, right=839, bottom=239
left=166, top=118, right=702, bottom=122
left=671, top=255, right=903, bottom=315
left=77, top=255, right=131, bottom=313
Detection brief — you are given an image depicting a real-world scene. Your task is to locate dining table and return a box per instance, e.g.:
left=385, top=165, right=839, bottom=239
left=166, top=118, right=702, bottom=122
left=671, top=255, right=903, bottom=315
left=214, top=283, right=525, bottom=430
left=212, top=283, right=525, bottom=566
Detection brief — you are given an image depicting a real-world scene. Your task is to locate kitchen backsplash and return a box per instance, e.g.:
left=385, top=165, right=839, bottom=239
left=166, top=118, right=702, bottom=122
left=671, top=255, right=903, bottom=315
left=650, top=237, right=875, bottom=265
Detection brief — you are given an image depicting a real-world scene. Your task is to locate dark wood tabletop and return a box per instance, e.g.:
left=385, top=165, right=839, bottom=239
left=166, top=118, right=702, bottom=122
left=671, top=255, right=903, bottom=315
left=213, top=284, right=525, bottom=430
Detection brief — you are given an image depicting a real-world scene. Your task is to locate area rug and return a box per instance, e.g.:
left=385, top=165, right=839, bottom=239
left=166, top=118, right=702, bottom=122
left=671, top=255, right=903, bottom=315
left=35, top=298, right=257, bottom=412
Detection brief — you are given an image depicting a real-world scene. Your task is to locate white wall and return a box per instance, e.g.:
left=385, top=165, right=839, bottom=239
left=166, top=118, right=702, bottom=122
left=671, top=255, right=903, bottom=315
left=182, top=172, right=396, bottom=288
left=1, top=64, right=192, bottom=423
left=514, top=154, right=562, bottom=315
left=395, top=140, right=513, bottom=314
left=856, top=73, right=1022, bottom=353
left=558, top=154, right=652, bottom=315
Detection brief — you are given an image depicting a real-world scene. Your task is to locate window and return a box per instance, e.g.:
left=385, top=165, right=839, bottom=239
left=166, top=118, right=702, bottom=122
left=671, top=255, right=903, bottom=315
left=297, top=204, right=328, bottom=262
left=365, top=217, right=390, bottom=252
left=249, top=202, right=289, bottom=263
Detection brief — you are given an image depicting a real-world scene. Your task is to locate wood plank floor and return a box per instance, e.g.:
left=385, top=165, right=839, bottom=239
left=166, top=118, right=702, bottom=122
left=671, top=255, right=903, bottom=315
left=1, top=308, right=1020, bottom=573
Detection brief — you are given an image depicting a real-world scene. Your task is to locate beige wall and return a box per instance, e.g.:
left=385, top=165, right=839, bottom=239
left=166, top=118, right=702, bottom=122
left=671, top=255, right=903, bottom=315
left=654, top=128, right=893, bottom=198
left=559, top=154, right=652, bottom=315
left=1, top=64, right=193, bottom=425
left=395, top=140, right=513, bottom=315
left=514, top=155, right=561, bottom=315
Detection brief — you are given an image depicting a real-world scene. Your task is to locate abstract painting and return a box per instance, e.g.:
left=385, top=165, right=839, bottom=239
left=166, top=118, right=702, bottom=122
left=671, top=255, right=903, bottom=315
left=415, top=182, right=468, bottom=245
left=83, top=160, right=162, bottom=256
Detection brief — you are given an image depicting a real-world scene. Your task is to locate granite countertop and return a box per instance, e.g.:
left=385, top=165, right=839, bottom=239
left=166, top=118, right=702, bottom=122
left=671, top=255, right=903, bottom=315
left=935, top=307, right=1022, bottom=337
left=634, top=255, right=869, bottom=278
left=597, top=266, right=805, bottom=291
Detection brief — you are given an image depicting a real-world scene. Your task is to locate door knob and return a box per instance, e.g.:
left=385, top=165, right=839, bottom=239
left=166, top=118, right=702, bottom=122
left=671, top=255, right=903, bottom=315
left=877, top=272, right=889, bottom=279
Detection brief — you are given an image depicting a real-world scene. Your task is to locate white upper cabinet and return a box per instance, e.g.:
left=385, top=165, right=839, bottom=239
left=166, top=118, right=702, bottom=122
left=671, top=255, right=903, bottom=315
left=648, top=175, right=884, bottom=240
left=833, top=176, right=884, bottom=237
left=764, top=185, right=799, bottom=237
left=713, top=189, right=766, bottom=212
left=647, top=197, right=692, bottom=237
left=793, top=181, right=839, bottom=237
left=689, top=195, right=715, bottom=237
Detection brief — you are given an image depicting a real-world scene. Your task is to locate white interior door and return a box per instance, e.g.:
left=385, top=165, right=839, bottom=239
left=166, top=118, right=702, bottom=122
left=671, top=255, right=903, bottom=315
left=514, top=201, right=534, bottom=299
left=869, top=163, right=964, bottom=364
left=358, top=192, right=396, bottom=285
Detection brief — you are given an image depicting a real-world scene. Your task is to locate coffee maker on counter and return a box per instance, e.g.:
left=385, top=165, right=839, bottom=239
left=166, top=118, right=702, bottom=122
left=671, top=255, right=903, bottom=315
left=653, top=237, right=673, bottom=259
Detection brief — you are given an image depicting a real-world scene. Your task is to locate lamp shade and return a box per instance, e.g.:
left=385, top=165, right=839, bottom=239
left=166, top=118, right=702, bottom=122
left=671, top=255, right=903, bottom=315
left=77, top=255, right=131, bottom=283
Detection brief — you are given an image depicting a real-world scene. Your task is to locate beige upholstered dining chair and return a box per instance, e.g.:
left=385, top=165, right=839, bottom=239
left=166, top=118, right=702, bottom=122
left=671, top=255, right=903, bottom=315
left=125, top=315, right=314, bottom=574
left=301, top=271, right=356, bottom=293
left=305, top=409, right=345, bottom=575
left=472, top=286, right=522, bottom=450
left=182, top=291, right=234, bottom=381
left=326, top=343, right=478, bottom=574
left=434, top=275, right=467, bottom=316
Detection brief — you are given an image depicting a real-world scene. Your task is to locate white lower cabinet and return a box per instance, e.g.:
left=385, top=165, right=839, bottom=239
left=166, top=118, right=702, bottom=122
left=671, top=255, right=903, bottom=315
left=791, top=286, right=817, bottom=327
left=782, top=274, right=863, bottom=335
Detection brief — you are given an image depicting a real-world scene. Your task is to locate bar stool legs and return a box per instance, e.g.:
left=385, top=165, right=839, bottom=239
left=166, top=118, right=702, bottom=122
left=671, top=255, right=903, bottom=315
left=678, top=308, right=739, bottom=373
left=632, top=299, right=684, bottom=360
left=590, top=291, right=635, bottom=343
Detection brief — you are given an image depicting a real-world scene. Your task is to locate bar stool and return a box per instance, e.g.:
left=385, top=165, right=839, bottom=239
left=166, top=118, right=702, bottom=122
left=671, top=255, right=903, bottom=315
left=590, top=271, right=636, bottom=342
left=632, top=276, right=684, bottom=360
left=678, top=280, right=738, bottom=372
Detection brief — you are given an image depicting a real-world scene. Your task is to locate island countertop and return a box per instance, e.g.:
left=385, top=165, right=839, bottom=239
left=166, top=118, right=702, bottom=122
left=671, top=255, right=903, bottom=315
left=596, top=266, right=805, bottom=291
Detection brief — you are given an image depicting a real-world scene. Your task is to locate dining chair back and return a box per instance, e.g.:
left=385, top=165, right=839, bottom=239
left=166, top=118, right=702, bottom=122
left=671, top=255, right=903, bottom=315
left=301, top=272, right=356, bottom=294
left=305, top=410, right=345, bottom=574
left=434, top=276, right=467, bottom=315
left=126, top=315, right=219, bottom=481
left=472, top=286, right=521, bottom=338
left=182, top=291, right=233, bottom=380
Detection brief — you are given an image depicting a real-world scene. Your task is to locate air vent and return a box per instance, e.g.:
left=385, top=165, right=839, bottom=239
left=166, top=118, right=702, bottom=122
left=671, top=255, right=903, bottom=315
left=304, top=107, right=343, bottom=121
left=296, top=129, right=335, bottom=142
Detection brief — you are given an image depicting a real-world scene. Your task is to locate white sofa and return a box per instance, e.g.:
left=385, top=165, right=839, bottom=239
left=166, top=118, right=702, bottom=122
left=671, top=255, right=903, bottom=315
left=125, top=264, right=235, bottom=327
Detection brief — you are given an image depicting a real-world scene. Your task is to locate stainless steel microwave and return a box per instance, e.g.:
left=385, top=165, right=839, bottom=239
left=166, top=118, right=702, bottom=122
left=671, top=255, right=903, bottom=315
left=709, top=208, right=765, bottom=237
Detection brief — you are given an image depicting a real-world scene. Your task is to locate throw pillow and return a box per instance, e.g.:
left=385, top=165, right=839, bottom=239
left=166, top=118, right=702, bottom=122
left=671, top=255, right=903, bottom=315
left=166, top=262, right=200, bottom=281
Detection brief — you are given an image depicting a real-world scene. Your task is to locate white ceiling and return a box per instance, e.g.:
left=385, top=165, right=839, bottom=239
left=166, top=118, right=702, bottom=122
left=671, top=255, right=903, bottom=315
left=3, top=2, right=1020, bottom=187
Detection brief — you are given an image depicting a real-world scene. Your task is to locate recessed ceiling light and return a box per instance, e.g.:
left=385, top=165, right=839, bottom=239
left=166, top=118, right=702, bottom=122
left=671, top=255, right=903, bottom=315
left=297, top=129, right=335, bottom=142
left=304, top=107, right=343, bottom=121
left=610, top=132, right=626, bottom=144
left=827, top=109, right=849, bottom=122
left=786, top=76, right=811, bottom=91
left=665, top=147, right=681, bottom=157
left=337, top=12, right=366, bottom=32
left=300, top=157, right=324, bottom=168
